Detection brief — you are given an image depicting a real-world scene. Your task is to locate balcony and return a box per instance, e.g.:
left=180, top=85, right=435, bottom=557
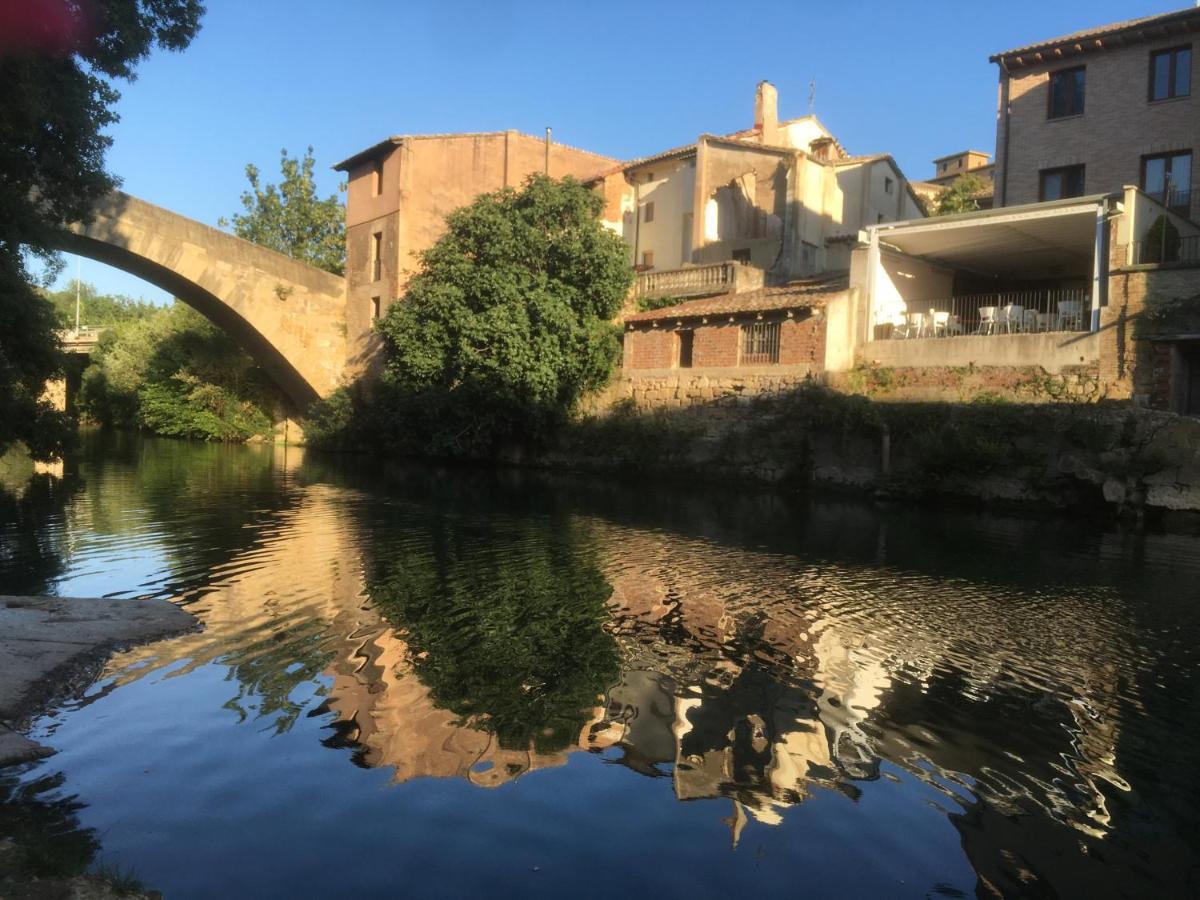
left=634, top=262, right=762, bottom=300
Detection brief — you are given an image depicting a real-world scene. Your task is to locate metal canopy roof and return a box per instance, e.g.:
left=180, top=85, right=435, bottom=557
left=872, top=195, right=1118, bottom=279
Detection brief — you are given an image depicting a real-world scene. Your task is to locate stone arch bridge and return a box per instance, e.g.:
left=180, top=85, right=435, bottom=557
left=54, top=191, right=349, bottom=410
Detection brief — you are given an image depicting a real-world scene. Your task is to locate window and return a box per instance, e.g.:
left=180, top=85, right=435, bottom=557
left=675, top=330, right=693, bottom=369
left=801, top=241, right=818, bottom=272
left=645, top=172, right=654, bottom=183
left=732, top=248, right=752, bottom=263
left=371, top=296, right=381, bottom=320
left=371, top=232, right=382, bottom=281
left=938, top=161, right=947, bottom=173
left=1142, top=151, right=1192, bottom=211
left=643, top=201, right=655, bottom=223
left=1150, top=45, right=1191, bottom=101
left=740, top=321, right=780, bottom=365
left=1048, top=66, right=1086, bottom=118
left=370, top=158, right=383, bottom=196
left=884, top=176, right=894, bottom=194
left=641, top=251, right=653, bottom=269
left=1039, top=164, right=1085, bottom=200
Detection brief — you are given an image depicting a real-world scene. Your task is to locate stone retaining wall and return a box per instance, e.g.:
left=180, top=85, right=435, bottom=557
left=604, top=367, right=818, bottom=410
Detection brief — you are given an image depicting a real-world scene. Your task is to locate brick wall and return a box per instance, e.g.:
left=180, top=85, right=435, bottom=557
left=779, top=315, right=825, bottom=368
left=693, top=322, right=739, bottom=367
left=623, top=312, right=825, bottom=372
left=995, top=39, right=1199, bottom=218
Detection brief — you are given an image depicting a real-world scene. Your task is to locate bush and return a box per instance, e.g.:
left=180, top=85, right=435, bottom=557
left=79, top=304, right=283, bottom=442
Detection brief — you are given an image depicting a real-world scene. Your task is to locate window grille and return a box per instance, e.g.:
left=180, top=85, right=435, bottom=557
left=740, top=321, right=780, bottom=365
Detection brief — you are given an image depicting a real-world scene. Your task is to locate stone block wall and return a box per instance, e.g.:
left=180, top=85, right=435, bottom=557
left=616, top=369, right=818, bottom=410
left=1101, top=266, right=1200, bottom=405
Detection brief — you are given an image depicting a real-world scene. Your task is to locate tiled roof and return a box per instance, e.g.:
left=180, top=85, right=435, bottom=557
left=625, top=275, right=848, bottom=323
left=991, top=6, right=1200, bottom=63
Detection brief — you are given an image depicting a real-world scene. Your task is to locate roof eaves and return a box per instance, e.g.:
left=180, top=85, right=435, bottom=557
left=991, top=7, right=1200, bottom=65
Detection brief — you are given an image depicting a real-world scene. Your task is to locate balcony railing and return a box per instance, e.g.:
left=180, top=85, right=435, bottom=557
left=635, top=262, right=736, bottom=299
left=1132, top=233, right=1200, bottom=265
left=1144, top=188, right=1192, bottom=214
left=874, top=288, right=1091, bottom=340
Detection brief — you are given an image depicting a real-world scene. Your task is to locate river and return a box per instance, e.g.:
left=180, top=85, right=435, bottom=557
left=2, top=433, right=1199, bottom=897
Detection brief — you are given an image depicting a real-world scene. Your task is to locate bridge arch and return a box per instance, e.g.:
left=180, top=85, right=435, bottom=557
left=53, top=191, right=348, bottom=410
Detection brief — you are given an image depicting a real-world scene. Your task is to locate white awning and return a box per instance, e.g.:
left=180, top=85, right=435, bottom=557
left=871, top=195, right=1118, bottom=279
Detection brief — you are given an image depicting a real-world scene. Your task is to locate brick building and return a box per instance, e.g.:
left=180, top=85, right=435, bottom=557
left=992, top=7, right=1200, bottom=219
left=618, top=278, right=845, bottom=405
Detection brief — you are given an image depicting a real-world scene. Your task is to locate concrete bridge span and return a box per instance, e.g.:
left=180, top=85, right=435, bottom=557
left=53, top=191, right=348, bottom=409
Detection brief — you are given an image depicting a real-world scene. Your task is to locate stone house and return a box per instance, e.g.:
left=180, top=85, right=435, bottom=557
left=911, top=150, right=995, bottom=211
left=593, top=82, right=923, bottom=289
left=992, top=6, right=1199, bottom=220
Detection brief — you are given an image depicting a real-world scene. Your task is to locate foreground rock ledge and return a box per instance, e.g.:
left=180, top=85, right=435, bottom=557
left=0, top=595, right=198, bottom=767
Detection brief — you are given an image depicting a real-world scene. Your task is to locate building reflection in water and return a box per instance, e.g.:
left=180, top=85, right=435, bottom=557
left=98, top=456, right=1183, bottom=893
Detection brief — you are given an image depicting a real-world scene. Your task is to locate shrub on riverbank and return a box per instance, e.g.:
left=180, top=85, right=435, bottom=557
left=79, top=304, right=283, bottom=442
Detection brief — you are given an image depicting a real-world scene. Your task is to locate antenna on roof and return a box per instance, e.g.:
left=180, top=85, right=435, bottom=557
left=808, top=79, right=816, bottom=114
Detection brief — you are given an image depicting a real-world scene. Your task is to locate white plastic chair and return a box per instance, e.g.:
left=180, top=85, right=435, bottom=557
left=999, top=304, right=1023, bottom=333
left=978, top=306, right=998, bottom=335
left=930, top=311, right=950, bottom=337
left=946, top=314, right=963, bottom=336
left=907, top=311, right=927, bottom=338
left=1022, top=309, right=1039, bottom=333
left=1057, top=300, right=1082, bottom=331
left=890, top=312, right=910, bottom=339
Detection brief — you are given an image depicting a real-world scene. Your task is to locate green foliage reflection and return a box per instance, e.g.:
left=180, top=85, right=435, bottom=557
left=368, top=516, right=620, bottom=753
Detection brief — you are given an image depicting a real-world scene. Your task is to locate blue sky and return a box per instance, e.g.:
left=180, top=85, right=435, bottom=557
left=57, top=0, right=1184, bottom=303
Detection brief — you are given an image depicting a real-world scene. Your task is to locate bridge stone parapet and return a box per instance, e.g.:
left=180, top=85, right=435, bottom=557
left=54, top=191, right=348, bottom=410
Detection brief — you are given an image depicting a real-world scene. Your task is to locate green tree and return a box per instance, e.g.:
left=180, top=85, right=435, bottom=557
left=220, top=147, right=346, bottom=276
left=80, top=304, right=281, bottom=441
left=42, top=280, right=159, bottom=329
left=0, top=0, right=204, bottom=459
left=375, top=174, right=633, bottom=456
left=935, top=173, right=989, bottom=215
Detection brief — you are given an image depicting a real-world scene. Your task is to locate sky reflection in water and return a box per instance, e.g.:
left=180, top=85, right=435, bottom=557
left=2, top=433, right=1199, bottom=898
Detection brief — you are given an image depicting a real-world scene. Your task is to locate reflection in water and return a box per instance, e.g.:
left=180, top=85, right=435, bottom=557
left=2, top=435, right=1200, bottom=896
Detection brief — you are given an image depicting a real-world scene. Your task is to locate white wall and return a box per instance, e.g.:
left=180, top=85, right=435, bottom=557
left=628, top=160, right=696, bottom=271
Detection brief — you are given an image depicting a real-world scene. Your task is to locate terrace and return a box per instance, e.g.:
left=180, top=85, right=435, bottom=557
left=854, top=195, right=1119, bottom=372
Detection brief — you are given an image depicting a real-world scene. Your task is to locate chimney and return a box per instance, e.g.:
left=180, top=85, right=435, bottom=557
left=755, top=81, right=779, bottom=145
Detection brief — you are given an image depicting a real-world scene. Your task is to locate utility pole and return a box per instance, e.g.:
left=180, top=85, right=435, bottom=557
left=74, top=256, right=81, bottom=333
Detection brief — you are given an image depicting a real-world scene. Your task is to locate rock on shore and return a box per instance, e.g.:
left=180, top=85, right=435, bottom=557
left=0, top=595, right=198, bottom=767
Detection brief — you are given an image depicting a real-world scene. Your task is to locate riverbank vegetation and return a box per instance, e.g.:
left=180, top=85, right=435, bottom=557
left=79, top=302, right=284, bottom=442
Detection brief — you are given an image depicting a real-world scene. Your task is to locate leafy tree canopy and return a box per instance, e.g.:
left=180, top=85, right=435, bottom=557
left=80, top=303, right=282, bottom=442
left=220, top=147, right=346, bottom=276
left=41, top=280, right=160, bottom=329
left=374, top=175, right=633, bottom=456
left=0, top=0, right=204, bottom=458
left=935, top=173, right=990, bottom=216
